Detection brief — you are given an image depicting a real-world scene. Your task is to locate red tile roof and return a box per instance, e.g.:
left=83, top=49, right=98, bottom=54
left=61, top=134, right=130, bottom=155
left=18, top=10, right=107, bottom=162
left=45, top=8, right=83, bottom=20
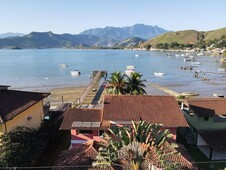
left=54, top=140, right=114, bottom=170
left=103, top=95, right=188, bottom=128
left=188, top=98, right=226, bottom=116
left=60, top=108, right=104, bottom=130
left=0, top=89, right=50, bottom=122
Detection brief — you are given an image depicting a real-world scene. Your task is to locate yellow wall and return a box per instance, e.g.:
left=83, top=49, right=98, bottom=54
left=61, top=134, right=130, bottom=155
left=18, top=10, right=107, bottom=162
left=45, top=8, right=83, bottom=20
left=0, top=101, right=44, bottom=133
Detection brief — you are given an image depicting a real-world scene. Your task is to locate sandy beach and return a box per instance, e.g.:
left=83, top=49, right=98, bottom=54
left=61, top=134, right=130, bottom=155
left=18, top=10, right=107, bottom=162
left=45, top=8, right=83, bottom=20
left=45, top=86, right=87, bottom=106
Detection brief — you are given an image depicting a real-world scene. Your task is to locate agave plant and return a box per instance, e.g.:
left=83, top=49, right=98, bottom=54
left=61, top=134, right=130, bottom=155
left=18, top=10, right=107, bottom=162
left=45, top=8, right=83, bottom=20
left=93, top=120, right=180, bottom=170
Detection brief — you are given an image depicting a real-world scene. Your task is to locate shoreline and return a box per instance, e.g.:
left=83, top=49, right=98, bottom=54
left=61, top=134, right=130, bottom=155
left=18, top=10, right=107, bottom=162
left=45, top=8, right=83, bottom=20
left=45, top=86, right=87, bottom=106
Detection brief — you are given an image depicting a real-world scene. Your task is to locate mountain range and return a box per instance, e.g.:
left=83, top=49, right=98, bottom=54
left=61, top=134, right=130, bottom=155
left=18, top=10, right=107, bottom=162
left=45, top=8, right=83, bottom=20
left=0, top=32, right=25, bottom=39
left=0, top=24, right=168, bottom=49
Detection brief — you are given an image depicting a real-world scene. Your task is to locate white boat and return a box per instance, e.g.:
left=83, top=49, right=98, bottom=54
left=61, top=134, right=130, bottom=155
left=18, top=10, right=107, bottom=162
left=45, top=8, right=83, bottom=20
left=191, top=62, right=201, bottom=66
left=154, top=72, right=165, bottom=76
left=218, top=68, right=225, bottom=72
left=135, top=54, right=139, bottom=57
left=70, top=70, right=81, bottom=76
left=181, top=54, right=185, bottom=57
left=126, top=65, right=135, bottom=70
left=197, top=52, right=203, bottom=56
left=175, top=54, right=180, bottom=57
left=125, top=65, right=135, bottom=76
left=213, top=93, right=224, bottom=98
left=59, top=64, right=68, bottom=68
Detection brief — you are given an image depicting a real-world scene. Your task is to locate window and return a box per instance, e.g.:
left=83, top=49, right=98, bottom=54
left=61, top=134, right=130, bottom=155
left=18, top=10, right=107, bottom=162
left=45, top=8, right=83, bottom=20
left=204, top=117, right=209, bottom=121
left=79, top=130, right=93, bottom=134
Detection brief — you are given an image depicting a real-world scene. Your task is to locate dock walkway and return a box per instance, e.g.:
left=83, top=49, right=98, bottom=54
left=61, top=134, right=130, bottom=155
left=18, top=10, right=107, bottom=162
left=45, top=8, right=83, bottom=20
left=72, top=70, right=107, bottom=108
left=149, top=83, right=180, bottom=97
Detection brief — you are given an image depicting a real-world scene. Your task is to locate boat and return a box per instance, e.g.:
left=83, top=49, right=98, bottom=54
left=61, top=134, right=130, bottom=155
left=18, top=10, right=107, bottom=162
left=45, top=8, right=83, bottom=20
left=154, top=72, right=165, bottom=76
left=180, top=92, right=199, bottom=96
left=59, top=64, right=68, bottom=68
left=184, top=58, right=194, bottom=62
left=181, top=54, right=185, bottom=57
left=135, top=54, right=139, bottom=57
left=175, top=54, right=180, bottom=57
left=218, top=68, right=225, bottom=72
left=191, top=62, right=201, bottom=67
left=197, top=52, right=203, bottom=56
left=70, top=70, right=81, bottom=76
left=125, top=65, right=135, bottom=76
left=213, top=93, right=224, bottom=98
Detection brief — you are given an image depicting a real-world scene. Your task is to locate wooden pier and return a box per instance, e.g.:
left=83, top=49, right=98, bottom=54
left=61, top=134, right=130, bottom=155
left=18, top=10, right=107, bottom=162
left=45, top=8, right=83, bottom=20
left=72, top=70, right=107, bottom=108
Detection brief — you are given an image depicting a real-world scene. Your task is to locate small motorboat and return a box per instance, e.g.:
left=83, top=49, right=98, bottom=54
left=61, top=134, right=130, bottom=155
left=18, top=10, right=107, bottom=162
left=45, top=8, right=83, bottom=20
left=125, top=65, right=135, bottom=76
left=191, top=62, right=201, bottom=67
left=218, top=68, right=225, bottom=72
left=59, top=64, right=68, bottom=68
left=213, top=93, right=224, bottom=98
left=70, top=70, right=81, bottom=76
left=154, top=72, right=165, bottom=77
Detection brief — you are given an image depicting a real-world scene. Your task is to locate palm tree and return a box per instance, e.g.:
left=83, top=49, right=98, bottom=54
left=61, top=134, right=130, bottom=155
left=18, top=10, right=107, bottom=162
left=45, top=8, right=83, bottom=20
left=106, top=71, right=127, bottom=95
left=126, top=72, right=146, bottom=95
left=93, top=120, right=180, bottom=170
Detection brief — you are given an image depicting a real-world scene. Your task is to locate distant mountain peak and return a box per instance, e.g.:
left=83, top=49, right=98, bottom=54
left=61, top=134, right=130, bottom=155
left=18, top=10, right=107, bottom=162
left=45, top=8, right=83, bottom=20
left=79, top=24, right=168, bottom=41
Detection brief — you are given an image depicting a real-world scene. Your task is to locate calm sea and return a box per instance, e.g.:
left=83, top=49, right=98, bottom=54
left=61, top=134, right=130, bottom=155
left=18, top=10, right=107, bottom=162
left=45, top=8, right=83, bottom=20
left=0, top=49, right=225, bottom=96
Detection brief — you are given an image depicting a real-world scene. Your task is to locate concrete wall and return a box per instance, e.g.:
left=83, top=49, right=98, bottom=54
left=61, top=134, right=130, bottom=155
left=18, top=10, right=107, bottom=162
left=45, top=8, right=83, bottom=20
left=183, top=110, right=226, bottom=131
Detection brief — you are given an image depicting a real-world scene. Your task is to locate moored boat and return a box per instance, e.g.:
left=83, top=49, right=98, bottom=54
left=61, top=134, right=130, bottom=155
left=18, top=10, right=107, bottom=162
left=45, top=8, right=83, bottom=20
left=213, top=93, right=224, bottom=98
left=125, top=65, right=135, bottom=76
left=70, top=70, right=81, bottom=76
left=154, top=72, right=165, bottom=76
left=59, top=64, right=68, bottom=68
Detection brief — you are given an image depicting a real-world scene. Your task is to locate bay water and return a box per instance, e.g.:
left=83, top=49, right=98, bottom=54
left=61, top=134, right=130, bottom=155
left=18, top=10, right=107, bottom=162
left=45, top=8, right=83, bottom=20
left=0, top=49, right=225, bottom=97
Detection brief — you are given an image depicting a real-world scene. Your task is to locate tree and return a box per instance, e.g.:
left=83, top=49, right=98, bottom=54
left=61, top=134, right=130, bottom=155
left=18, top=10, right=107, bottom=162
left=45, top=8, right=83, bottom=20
left=106, top=71, right=127, bottom=95
left=0, top=126, right=45, bottom=167
left=126, top=72, right=146, bottom=95
left=93, top=120, right=180, bottom=170
left=106, top=71, right=147, bottom=95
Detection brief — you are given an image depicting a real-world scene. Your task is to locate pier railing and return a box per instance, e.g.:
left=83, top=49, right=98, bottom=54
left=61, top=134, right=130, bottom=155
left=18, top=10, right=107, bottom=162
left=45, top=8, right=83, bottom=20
left=79, top=71, right=102, bottom=104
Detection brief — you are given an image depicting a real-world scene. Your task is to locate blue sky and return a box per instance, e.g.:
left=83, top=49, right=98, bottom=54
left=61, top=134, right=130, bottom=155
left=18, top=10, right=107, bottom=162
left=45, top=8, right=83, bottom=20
left=0, top=0, right=226, bottom=34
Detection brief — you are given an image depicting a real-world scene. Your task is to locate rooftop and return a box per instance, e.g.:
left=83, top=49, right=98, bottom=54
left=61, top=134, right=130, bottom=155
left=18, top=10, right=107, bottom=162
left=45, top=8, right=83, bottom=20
left=0, top=89, right=50, bottom=122
left=103, top=95, right=188, bottom=127
left=188, top=98, right=226, bottom=116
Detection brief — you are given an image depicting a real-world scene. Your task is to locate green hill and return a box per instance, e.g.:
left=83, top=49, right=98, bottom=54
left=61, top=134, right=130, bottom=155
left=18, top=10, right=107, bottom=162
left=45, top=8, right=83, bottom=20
left=143, top=30, right=201, bottom=47
left=142, top=27, right=226, bottom=49
left=204, top=27, right=226, bottom=41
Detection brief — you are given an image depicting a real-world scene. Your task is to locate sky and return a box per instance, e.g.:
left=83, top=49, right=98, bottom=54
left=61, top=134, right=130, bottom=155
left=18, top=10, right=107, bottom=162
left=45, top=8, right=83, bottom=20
left=0, top=0, right=226, bottom=34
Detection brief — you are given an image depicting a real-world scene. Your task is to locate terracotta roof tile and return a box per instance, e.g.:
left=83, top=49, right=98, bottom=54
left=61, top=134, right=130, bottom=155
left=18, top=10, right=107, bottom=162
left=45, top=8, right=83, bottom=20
left=103, top=95, right=188, bottom=127
left=0, top=89, right=50, bottom=122
left=54, top=140, right=114, bottom=170
left=188, top=98, right=226, bottom=116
